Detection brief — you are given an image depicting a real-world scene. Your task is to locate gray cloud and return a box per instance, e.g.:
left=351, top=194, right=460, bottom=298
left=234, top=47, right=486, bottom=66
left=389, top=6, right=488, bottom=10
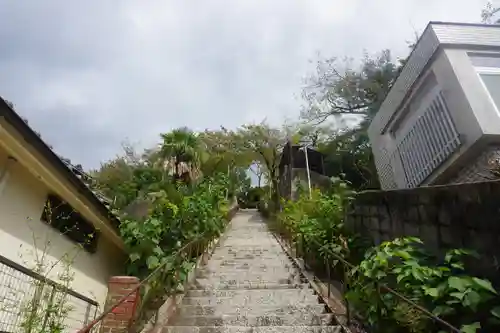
left=0, top=0, right=489, bottom=168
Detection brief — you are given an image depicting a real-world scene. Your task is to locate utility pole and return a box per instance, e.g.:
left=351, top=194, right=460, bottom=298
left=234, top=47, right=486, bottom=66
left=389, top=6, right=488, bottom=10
left=300, top=145, right=312, bottom=198
left=226, top=164, right=230, bottom=200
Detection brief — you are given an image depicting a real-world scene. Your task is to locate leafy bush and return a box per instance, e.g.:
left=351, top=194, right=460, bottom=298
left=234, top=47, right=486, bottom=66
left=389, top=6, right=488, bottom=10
left=276, top=178, right=362, bottom=265
left=272, top=179, right=500, bottom=333
left=119, top=173, right=232, bottom=330
left=348, top=238, right=499, bottom=332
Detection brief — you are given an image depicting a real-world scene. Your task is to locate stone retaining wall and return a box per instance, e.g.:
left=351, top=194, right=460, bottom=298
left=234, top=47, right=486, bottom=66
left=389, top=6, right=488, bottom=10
left=347, top=180, right=500, bottom=284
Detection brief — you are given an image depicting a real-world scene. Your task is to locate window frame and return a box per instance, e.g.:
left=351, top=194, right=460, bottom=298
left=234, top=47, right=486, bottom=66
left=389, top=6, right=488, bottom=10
left=40, top=194, right=99, bottom=253
left=475, top=66, right=500, bottom=117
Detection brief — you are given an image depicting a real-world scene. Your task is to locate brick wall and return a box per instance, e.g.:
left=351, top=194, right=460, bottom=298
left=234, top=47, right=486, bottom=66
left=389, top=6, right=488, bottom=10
left=99, top=276, right=140, bottom=333
left=347, top=180, right=500, bottom=284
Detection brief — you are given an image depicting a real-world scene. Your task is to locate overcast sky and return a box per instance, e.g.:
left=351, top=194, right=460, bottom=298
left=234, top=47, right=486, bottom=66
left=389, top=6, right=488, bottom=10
left=0, top=0, right=492, bottom=168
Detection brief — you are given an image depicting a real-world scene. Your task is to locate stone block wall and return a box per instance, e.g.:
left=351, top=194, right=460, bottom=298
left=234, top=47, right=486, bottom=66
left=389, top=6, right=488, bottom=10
left=290, top=168, right=331, bottom=200
left=449, top=145, right=500, bottom=183
left=347, top=180, right=500, bottom=284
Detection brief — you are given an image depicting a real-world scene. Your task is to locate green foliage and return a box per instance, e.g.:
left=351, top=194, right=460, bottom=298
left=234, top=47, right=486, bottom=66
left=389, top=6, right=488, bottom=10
left=274, top=180, right=499, bottom=333
left=18, top=260, right=75, bottom=333
left=276, top=178, right=361, bottom=267
left=88, top=128, right=248, bottom=331
left=347, top=238, right=497, bottom=332
left=118, top=171, right=231, bottom=330
left=235, top=122, right=295, bottom=213
left=159, top=127, right=201, bottom=183
left=302, top=50, right=405, bottom=190
left=238, top=187, right=265, bottom=208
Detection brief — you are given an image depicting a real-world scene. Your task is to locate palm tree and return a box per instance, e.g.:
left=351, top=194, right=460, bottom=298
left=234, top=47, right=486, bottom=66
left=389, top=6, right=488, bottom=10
left=159, top=128, right=201, bottom=184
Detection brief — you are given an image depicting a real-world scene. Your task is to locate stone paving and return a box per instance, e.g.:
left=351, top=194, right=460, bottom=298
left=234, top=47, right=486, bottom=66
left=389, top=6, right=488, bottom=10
left=165, top=210, right=342, bottom=333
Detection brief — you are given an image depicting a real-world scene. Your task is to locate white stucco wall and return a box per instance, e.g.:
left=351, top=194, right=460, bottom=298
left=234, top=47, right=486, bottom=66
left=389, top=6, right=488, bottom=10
left=370, top=23, right=500, bottom=190
left=0, top=147, right=125, bottom=330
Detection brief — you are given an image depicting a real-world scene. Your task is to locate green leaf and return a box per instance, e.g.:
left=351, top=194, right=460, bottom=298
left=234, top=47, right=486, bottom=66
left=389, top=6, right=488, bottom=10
left=423, top=287, right=439, bottom=298
left=411, top=269, right=425, bottom=281
left=432, top=305, right=454, bottom=317
left=450, top=292, right=466, bottom=300
left=471, top=277, right=497, bottom=294
left=491, top=306, right=500, bottom=319
left=394, top=250, right=411, bottom=260
left=460, top=322, right=480, bottom=333
left=130, top=253, right=141, bottom=262
left=153, top=246, right=164, bottom=256
left=147, top=256, right=160, bottom=269
left=448, top=276, right=470, bottom=292
left=463, top=290, right=481, bottom=311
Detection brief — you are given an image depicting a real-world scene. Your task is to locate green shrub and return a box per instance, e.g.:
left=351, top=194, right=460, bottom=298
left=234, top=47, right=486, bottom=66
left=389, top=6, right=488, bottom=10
left=119, top=173, right=232, bottom=330
left=274, top=178, right=500, bottom=332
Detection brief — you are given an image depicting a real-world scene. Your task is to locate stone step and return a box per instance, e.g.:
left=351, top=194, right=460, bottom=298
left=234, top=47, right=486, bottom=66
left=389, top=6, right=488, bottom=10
left=176, top=304, right=326, bottom=316
left=211, top=249, right=288, bottom=253
left=165, top=212, right=341, bottom=333
left=182, top=293, right=319, bottom=306
left=218, top=238, right=282, bottom=249
left=221, top=230, right=272, bottom=233
left=194, top=278, right=306, bottom=289
left=197, top=267, right=297, bottom=276
left=172, top=313, right=334, bottom=326
left=204, top=260, right=296, bottom=269
left=200, top=266, right=295, bottom=274
left=196, top=271, right=298, bottom=280
left=210, top=255, right=291, bottom=260
left=185, top=288, right=315, bottom=298
left=214, top=246, right=283, bottom=251
left=163, top=326, right=342, bottom=333
left=210, top=248, right=286, bottom=257
left=196, top=274, right=303, bottom=282
left=190, top=282, right=311, bottom=291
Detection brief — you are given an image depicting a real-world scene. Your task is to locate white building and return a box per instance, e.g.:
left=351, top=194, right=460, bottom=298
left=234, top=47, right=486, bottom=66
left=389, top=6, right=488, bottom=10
left=0, top=99, right=126, bottom=331
left=369, top=22, right=500, bottom=190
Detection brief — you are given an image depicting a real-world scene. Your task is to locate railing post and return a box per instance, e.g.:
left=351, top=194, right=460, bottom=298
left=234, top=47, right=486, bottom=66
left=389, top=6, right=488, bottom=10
left=41, top=285, right=57, bottom=331
left=325, top=255, right=331, bottom=297
left=376, top=283, right=383, bottom=332
left=342, top=261, right=351, bottom=326
left=83, top=302, right=92, bottom=326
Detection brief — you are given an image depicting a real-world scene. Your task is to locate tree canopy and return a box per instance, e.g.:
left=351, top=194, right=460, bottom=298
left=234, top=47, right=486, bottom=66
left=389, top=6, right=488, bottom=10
left=300, top=50, right=404, bottom=190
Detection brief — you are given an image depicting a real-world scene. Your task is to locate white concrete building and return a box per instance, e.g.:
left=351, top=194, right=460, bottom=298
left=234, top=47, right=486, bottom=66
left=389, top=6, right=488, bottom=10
left=0, top=99, right=126, bottom=331
left=369, top=22, right=500, bottom=190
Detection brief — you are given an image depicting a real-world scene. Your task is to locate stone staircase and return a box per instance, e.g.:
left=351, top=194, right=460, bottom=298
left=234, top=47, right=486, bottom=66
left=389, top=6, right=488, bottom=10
left=165, top=210, right=342, bottom=333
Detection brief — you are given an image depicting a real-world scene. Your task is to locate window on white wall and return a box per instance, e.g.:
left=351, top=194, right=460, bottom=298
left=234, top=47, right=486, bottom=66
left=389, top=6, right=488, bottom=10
left=41, top=194, right=99, bottom=253
left=476, top=68, right=500, bottom=115
left=469, top=53, right=500, bottom=115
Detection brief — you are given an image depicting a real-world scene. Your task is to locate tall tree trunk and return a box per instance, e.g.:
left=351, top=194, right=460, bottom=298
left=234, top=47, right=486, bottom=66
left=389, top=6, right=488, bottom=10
left=174, top=159, right=180, bottom=183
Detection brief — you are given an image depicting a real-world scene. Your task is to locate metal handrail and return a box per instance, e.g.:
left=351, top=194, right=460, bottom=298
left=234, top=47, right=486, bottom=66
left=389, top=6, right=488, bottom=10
left=272, top=221, right=462, bottom=333
left=0, top=254, right=98, bottom=306
left=76, top=232, right=217, bottom=333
